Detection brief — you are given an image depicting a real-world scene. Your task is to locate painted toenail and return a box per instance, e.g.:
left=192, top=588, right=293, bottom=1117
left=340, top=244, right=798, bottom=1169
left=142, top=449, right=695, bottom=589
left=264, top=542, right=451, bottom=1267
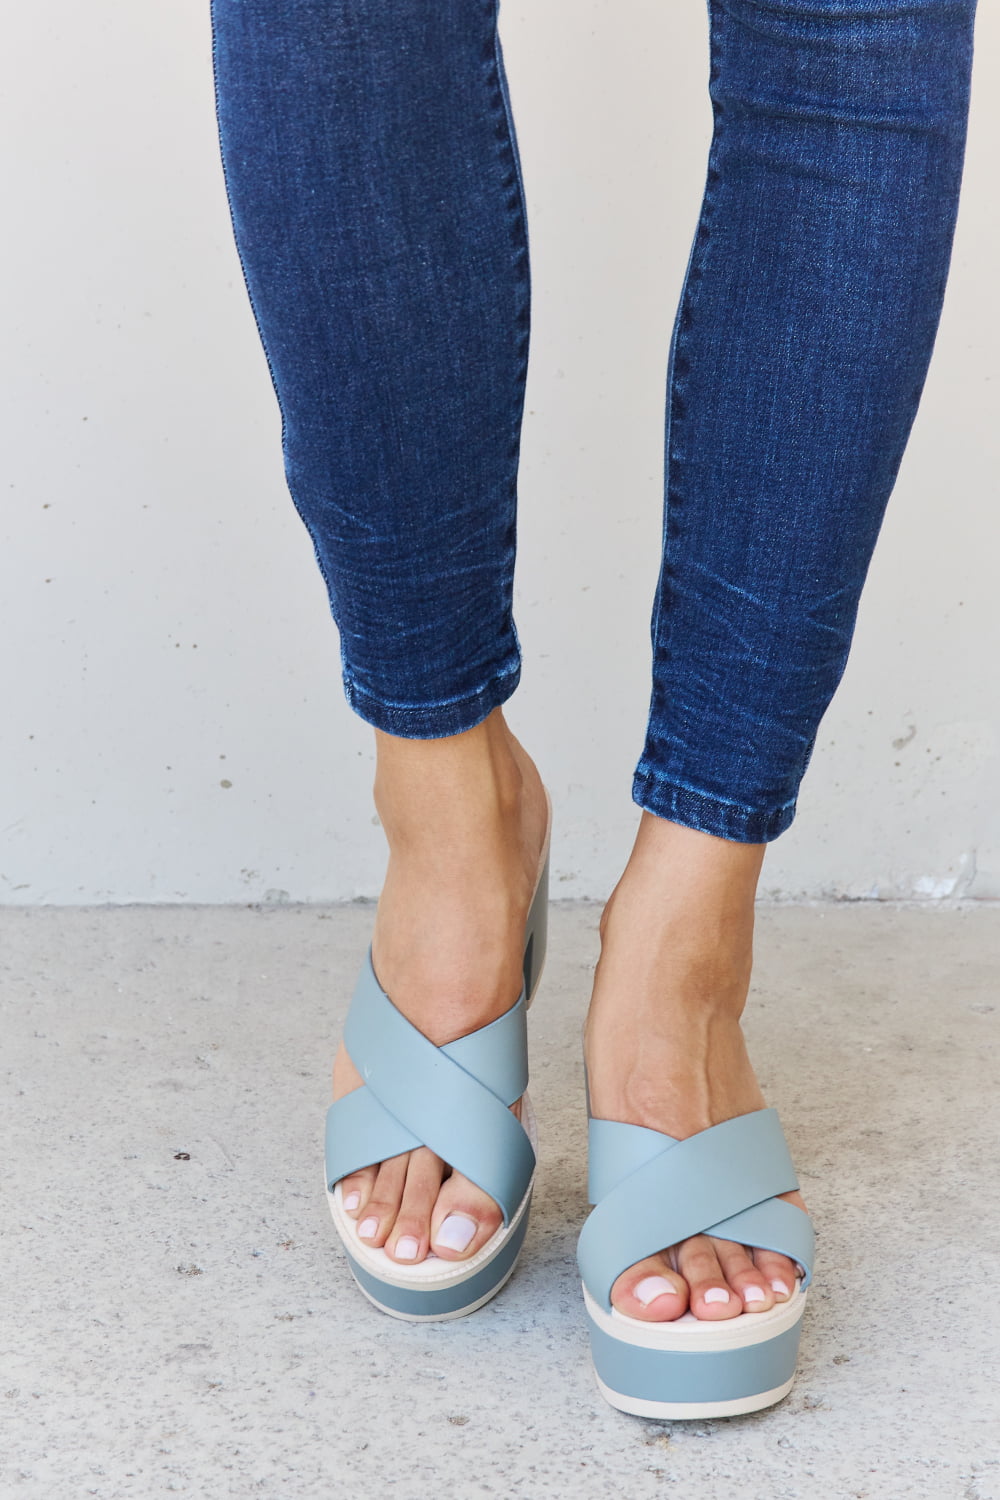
left=634, top=1275, right=678, bottom=1307
left=358, top=1217, right=378, bottom=1240
left=343, top=1191, right=360, bottom=1212
left=433, top=1214, right=477, bottom=1252
left=395, top=1236, right=419, bottom=1261
left=771, top=1279, right=790, bottom=1297
left=743, top=1285, right=766, bottom=1304
left=703, top=1287, right=730, bottom=1305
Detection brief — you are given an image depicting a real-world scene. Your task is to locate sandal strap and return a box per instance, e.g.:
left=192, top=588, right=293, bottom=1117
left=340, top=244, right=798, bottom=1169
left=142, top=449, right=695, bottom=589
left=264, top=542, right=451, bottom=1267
left=578, top=1108, right=814, bottom=1309
left=325, top=950, right=535, bottom=1225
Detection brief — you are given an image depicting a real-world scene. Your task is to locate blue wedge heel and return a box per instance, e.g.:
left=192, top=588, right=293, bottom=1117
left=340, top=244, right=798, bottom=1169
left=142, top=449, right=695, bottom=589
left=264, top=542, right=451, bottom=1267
left=325, top=792, right=552, bottom=1321
left=578, top=1108, right=815, bottom=1418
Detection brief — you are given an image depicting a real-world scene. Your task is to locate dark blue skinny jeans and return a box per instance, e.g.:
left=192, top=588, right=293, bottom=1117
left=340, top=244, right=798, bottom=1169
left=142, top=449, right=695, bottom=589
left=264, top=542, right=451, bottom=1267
left=211, top=0, right=978, bottom=843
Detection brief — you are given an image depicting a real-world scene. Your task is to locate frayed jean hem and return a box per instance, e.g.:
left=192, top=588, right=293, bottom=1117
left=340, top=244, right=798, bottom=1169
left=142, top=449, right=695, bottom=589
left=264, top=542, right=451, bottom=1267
left=342, top=658, right=521, bottom=740
left=632, top=768, right=797, bottom=845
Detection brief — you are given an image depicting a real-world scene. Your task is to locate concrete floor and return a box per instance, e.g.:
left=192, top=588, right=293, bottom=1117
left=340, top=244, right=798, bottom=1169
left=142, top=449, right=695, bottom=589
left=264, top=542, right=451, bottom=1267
left=3, top=902, right=999, bottom=1500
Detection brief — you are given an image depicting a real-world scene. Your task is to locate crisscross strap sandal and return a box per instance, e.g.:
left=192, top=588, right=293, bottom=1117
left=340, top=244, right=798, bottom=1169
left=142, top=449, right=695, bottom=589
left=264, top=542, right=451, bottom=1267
left=325, top=795, right=551, bottom=1322
left=578, top=1107, right=815, bottom=1419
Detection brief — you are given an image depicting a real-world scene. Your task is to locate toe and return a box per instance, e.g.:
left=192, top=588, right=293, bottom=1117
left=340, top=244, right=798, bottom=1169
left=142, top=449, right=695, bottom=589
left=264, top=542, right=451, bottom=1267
left=611, top=1253, right=689, bottom=1321
left=751, top=1246, right=800, bottom=1301
left=751, top=1189, right=805, bottom=1300
left=711, top=1237, right=774, bottom=1312
left=674, top=1235, right=742, bottom=1320
left=430, top=1170, right=504, bottom=1261
left=384, top=1147, right=446, bottom=1264
left=338, top=1166, right=376, bottom=1217
left=354, top=1153, right=408, bottom=1249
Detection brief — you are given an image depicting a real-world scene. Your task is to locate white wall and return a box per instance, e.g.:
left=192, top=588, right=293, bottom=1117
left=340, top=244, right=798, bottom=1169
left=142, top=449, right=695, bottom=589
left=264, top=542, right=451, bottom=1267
left=2, top=0, right=998, bottom=905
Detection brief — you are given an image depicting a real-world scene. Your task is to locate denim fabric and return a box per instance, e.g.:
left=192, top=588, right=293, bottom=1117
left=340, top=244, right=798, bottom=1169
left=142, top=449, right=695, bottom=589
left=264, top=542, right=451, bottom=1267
left=211, top=0, right=978, bottom=842
left=635, top=0, right=979, bottom=840
left=211, top=1, right=529, bottom=737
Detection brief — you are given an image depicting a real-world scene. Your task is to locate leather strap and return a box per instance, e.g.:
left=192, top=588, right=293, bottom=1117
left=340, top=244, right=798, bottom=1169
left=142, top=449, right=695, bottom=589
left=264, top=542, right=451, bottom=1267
left=578, top=1108, right=815, bottom=1309
left=325, top=949, right=535, bottom=1225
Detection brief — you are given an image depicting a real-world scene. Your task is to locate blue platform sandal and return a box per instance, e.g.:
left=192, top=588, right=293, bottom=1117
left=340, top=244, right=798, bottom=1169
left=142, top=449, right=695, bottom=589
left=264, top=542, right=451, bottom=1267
left=578, top=1107, right=815, bottom=1419
left=325, top=793, right=552, bottom=1321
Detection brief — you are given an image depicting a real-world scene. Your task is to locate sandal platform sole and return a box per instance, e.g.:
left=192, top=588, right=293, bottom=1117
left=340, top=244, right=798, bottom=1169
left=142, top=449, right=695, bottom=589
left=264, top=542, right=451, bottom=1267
left=328, top=1097, right=539, bottom=1322
left=583, top=1282, right=807, bottom=1419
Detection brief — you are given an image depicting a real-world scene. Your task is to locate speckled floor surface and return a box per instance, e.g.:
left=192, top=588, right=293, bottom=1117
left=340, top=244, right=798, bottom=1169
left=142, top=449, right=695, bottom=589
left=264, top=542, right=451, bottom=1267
left=3, top=902, right=999, bottom=1499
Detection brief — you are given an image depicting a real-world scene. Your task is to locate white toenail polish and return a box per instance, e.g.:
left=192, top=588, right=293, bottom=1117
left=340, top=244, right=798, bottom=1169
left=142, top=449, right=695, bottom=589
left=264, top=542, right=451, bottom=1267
left=703, top=1287, right=730, bottom=1305
left=744, top=1285, right=766, bottom=1304
left=395, top=1236, right=419, bottom=1261
left=771, top=1279, right=790, bottom=1297
left=433, top=1214, right=477, bottom=1252
left=343, top=1191, right=360, bottom=1212
left=358, top=1217, right=378, bottom=1240
left=634, top=1276, right=677, bottom=1307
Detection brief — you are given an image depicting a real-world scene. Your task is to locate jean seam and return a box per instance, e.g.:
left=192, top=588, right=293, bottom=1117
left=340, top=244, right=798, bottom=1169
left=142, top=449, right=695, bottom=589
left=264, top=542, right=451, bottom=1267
left=634, top=762, right=797, bottom=817
left=648, top=0, right=726, bottom=697
left=482, top=0, right=531, bottom=658
left=632, top=767, right=798, bottom=843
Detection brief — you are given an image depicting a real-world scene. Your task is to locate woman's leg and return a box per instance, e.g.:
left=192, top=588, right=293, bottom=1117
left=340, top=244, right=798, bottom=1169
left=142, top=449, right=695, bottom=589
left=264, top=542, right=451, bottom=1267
left=211, top=0, right=528, bottom=734
left=211, top=0, right=548, bottom=1262
left=589, top=0, right=979, bottom=1320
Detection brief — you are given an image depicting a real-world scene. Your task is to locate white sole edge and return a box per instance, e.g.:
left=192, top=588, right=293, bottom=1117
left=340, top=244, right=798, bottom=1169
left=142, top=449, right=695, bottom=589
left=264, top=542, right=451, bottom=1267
left=349, top=1255, right=523, bottom=1323
left=594, top=1371, right=797, bottom=1420
left=583, top=1281, right=807, bottom=1352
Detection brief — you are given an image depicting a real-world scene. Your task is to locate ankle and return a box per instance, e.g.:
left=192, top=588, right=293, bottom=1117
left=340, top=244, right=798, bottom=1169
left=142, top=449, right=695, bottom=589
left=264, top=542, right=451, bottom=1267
left=365, top=712, right=547, bottom=1041
left=596, top=883, right=755, bottom=1026
left=373, top=710, right=527, bottom=855
left=595, top=813, right=762, bottom=1015
left=604, top=812, right=761, bottom=919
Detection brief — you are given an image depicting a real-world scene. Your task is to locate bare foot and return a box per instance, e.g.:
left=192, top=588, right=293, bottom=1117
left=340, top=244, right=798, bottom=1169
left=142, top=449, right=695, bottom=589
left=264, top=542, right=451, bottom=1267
left=584, top=813, right=807, bottom=1321
left=332, top=707, right=549, bottom=1265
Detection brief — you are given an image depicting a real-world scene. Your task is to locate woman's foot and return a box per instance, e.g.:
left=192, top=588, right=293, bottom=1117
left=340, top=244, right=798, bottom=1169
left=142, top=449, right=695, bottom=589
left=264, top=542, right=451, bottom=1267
left=333, top=707, right=549, bottom=1266
left=584, top=813, right=807, bottom=1322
